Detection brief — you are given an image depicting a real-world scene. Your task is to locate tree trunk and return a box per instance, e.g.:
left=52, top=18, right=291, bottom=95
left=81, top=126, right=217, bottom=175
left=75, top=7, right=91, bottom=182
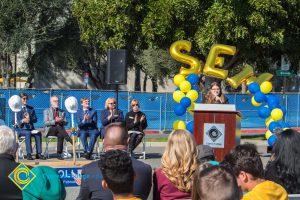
left=143, top=73, right=147, bottom=92
left=26, top=43, right=35, bottom=88
left=134, top=64, right=141, bottom=91
left=151, top=77, right=158, bottom=92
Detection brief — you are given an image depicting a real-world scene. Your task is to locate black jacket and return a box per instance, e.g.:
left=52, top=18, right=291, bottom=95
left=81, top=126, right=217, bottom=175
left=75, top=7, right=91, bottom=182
left=76, top=157, right=152, bottom=200
left=0, top=154, right=23, bottom=200
left=125, top=111, right=148, bottom=132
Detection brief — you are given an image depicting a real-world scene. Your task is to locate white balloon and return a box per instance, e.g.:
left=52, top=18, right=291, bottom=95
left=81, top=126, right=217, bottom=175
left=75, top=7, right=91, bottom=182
left=65, top=96, right=78, bottom=113
left=8, top=95, right=22, bottom=112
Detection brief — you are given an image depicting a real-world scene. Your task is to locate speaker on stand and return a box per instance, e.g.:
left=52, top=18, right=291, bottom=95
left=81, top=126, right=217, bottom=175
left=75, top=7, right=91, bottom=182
left=105, top=49, right=128, bottom=111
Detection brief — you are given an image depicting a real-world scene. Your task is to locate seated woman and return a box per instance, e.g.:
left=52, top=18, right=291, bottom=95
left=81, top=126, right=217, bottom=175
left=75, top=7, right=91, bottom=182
left=202, top=82, right=228, bottom=104
left=265, top=129, right=300, bottom=194
left=100, top=98, right=124, bottom=138
left=153, top=129, right=198, bottom=200
left=125, top=99, right=148, bottom=155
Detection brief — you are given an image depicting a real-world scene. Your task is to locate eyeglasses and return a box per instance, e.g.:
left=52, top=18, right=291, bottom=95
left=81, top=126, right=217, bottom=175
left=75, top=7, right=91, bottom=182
left=132, top=104, right=139, bottom=107
left=109, top=102, right=116, bottom=105
left=22, top=98, right=28, bottom=100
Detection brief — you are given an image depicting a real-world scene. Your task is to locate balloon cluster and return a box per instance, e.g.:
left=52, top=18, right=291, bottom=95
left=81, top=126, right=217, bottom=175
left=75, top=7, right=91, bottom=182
left=172, top=73, right=200, bottom=133
left=249, top=81, right=290, bottom=146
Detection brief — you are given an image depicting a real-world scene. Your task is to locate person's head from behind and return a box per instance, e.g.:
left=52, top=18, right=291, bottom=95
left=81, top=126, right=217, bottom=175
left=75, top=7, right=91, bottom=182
left=99, top=149, right=134, bottom=196
left=0, top=126, right=17, bottom=157
left=103, top=122, right=129, bottom=151
left=192, top=165, right=240, bottom=200
left=222, top=143, right=264, bottom=192
left=197, top=145, right=215, bottom=163
left=271, top=129, right=300, bottom=193
left=161, top=129, right=198, bottom=192
left=50, top=96, right=59, bottom=109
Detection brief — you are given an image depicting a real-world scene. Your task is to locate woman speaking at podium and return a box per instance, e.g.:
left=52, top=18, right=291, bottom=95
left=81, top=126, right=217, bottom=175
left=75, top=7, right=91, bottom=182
left=202, top=82, right=228, bottom=104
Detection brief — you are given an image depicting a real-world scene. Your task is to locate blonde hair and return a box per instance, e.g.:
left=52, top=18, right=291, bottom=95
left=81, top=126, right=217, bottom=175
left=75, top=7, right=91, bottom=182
left=161, top=129, right=198, bottom=192
left=131, top=99, right=139, bottom=106
left=105, top=97, right=116, bottom=110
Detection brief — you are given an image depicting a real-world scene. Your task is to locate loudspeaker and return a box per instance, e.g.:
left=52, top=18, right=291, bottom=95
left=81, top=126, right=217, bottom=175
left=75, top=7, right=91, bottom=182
left=106, top=49, right=128, bottom=84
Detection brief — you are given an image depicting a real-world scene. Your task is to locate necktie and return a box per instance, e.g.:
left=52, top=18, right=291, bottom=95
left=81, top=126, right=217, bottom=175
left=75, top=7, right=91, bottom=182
left=54, top=109, right=58, bottom=118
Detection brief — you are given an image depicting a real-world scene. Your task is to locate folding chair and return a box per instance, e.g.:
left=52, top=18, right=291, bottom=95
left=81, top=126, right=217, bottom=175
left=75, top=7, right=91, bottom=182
left=17, top=130, right=39, bottom=160
left=44, top=135, right=70, bottom=159
left=77, top=136, right=101, bottom=159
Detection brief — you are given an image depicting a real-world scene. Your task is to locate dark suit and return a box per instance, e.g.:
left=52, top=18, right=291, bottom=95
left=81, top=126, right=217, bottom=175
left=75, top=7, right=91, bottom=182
left=43, top=107, right=71, bottom=154
left=14, top=105, right=42, bottom=155
left=100, top=109, right=124, bottom=138
left=76, top=157, right=152, bottom=200
left=77, top=108, right=99, bottom=154
left=0, top=154, right=23, bottom=200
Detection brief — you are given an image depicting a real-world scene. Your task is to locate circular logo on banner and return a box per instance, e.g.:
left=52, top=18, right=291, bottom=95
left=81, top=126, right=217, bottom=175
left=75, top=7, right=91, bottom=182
left=206, top=126, right=222, bottom=142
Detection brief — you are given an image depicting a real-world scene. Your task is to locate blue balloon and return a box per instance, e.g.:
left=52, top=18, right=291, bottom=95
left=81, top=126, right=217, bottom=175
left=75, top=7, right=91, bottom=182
left=186, top=121, right=194, bottom=134
left=258, top=107, right=271, bottom=119
left=254, top=92, right=266, bottom=103
left=175, top=87, right=180, bottom=91
left=281, top=123, right=291, bottom=129
left=191, top=86, right=200, bottom=93
left=174, top=104, right=186, bottom=116
left=186, top=74, right=199, bottom=85
left=268, top=134, right=277, bottom=146
left=180, top=97, right=192, bottom=108
left=248, top=82, right=260, bottom=94
left=269, top=121, right=282, bottom=133
left=267, top=95, right=280, bottom=110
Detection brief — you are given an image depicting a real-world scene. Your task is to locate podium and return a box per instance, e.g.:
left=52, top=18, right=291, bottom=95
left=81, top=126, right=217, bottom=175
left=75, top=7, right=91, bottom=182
left=193, top=104, right=241, bottom=161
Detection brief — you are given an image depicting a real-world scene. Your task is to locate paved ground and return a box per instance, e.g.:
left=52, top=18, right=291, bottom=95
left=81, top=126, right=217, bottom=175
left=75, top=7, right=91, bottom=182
left=21, top=139, right=271, bottom=200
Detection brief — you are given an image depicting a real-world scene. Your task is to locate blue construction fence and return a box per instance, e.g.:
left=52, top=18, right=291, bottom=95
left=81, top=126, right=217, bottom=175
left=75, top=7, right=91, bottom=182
left=0, top=89, right=299, bottom=130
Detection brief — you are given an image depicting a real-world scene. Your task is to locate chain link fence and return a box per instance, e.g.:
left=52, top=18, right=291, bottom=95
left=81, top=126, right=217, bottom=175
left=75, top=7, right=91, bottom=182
left=0, top=89, right=299, bottom=130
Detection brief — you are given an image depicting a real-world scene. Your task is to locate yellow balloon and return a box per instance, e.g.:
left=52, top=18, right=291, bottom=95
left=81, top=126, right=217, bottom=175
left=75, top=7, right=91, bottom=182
left=187, top=102, right=195, bottom=115
left=265, top=130, right=273, bottom=140
left=246, top=73, right=274, bottom=94
left=271, top=108, right=283, bottom=121
left=203, top=44, right=236, bottom=79
left=251, top=96, right=262, bottom=107
left=179, top=81, right=191, bottom=92
left=173, top=90, right=185, bottom=103
left=186, top=90, right=199, bottom=102
left=260, top=81, right=273, bottom=94
left=265, top=117, right=274, bottom=127
left=174, top=74, right=186, bottom=86
left=173, top=120, right=186, bottom=130
left=226, top=64, right=254, bottom=89
left=169, top=40, right=202, bottom=75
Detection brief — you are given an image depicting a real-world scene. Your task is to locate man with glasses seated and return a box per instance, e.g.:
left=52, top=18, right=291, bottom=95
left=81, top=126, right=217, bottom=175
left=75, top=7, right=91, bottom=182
left=77, top=97, right=99, bottom=160
left=15, top=93, right=45, bottom=160
left=100, top=98, right=124, bottom=138
left=125, top=99, right=147, bottom=156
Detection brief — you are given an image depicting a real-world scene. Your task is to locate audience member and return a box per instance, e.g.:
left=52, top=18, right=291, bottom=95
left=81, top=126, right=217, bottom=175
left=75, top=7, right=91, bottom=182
left=77, top=122, right=152, bottom=200
left=44, top=96, right=73, bottom=160
left=197, top=145, right=215, bottom=163
left=265, top=128, right=300, bottom=194
left=22, top=166, right=66, bottom=200
left=99, top=149, right=140, bottom=200
left=125, top=99, right=148, bottom=155
left=100, top=98, right=124, bottom=138
left=192, top=165, right=240, bottom=200
left=153, top=129, right=198, bottom=200
left=0, top=125, right=23, bottom=199
left=77, top=97, right=100, bottom=160
left=223, top=144, right=288, bottom=200
left=15, top=93, right=45, bottom=160
left=202, top=82, right=228, bottom=104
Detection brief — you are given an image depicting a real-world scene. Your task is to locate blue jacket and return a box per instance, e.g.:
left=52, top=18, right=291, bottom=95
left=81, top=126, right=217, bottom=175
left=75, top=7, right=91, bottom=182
left=100, top=109, right=124, bottom=137
left=14, top=105, right=37, bottom=130
left=77, top=108, right=98, bottom=130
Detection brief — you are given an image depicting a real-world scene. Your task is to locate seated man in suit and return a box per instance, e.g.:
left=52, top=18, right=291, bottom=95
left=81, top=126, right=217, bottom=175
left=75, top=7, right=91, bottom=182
left=44, top=96, right=73, bottom=160
left=100, top=97, right=124, bottom=138
left=77, top=97, right=99, bottom=160
left=0, top=125, right=24, bottom=199
left=15, top=93, right=45, bottom=160
left=77, top=122, right=152, bottom=200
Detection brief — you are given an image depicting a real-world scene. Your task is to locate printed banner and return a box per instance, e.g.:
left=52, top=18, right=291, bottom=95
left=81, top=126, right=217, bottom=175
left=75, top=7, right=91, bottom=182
left=203, top=123, right=225, bottom=148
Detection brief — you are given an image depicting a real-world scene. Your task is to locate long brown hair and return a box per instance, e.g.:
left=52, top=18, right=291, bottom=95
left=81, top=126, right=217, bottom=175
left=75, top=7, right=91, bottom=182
left=204, top=82, right=227, bottom=104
